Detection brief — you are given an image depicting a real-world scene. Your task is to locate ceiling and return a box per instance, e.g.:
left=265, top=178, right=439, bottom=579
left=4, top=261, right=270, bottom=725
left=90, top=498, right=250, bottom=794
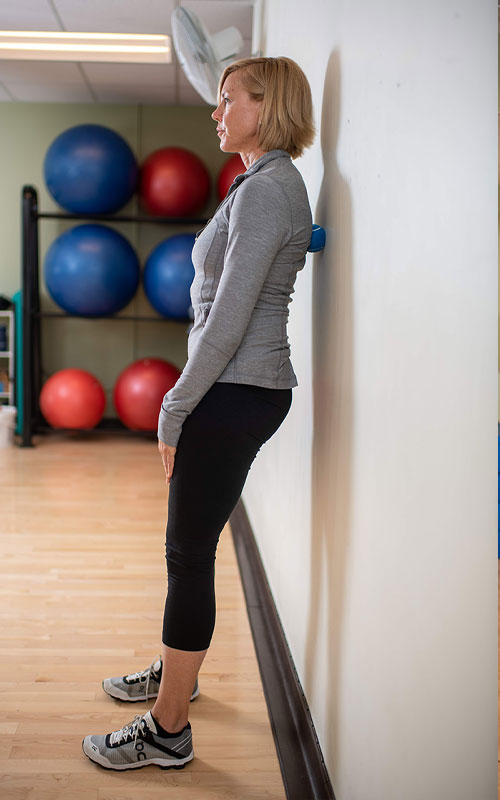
left=0, top=0, right=254, bottom=105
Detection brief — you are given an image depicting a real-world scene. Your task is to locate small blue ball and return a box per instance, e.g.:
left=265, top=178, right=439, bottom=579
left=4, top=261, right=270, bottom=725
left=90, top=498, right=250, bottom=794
left=144, top=234, right=195, bottom=320
left=308, top=224, right=326, bottom=252
left=44, top=124, right=138, bottom=214
left=44, top=224, right=140, bottom=317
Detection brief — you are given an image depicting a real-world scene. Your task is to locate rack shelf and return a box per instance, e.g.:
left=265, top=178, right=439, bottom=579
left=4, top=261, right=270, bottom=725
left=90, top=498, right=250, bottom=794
left=21, top=184, right=207, bottom=447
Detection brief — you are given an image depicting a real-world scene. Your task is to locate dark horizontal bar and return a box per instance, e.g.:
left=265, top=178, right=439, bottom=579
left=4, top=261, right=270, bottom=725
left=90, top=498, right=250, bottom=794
left=35, top=312, right=190, bottom=323
left=35, top=418, right=157, bottom=437
left=37, top=212, right=209, bottom=225
left=230, top=499, right=335, bottom=800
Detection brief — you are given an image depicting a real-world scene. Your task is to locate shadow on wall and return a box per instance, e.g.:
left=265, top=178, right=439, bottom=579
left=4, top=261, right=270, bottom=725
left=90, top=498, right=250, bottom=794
left=305, top=49, right=354, bottom=766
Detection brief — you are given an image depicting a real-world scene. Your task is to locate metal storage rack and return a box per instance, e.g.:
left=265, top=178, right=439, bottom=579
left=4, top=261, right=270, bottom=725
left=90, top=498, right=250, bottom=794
left=21, top=185, right=207, bottom=447
left=0, top=309, right=15, bottom=406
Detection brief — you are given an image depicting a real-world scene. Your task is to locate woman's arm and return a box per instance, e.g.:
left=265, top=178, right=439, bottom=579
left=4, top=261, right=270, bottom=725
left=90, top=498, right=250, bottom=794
left=157, top=174, right=292, bottom=447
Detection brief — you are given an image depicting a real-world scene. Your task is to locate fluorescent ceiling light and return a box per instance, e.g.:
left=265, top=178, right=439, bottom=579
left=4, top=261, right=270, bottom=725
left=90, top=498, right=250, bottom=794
left=0, top=31, right=171, bottom=63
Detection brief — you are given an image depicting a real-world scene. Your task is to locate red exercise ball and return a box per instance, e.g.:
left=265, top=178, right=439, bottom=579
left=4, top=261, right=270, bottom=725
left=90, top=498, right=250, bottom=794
left=40, top=368, right=106, bottom=429
left=113, top=358, right=181, bottom=431
left=217, top=154, right=245, bottom=201
left=139, top=147, right=211, bottom=217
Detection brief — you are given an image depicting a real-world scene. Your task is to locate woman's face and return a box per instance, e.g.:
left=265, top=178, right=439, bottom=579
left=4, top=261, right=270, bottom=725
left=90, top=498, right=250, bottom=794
left=211, top=72, right=263, bottom=156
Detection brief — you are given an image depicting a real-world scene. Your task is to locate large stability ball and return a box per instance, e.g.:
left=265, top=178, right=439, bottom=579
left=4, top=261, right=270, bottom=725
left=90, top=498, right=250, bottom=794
left=217, top=154, right=245, bottom=201
left=114, top=358, right=181, bottom=431
left=143, top=233, right=195, bottom=320
left=139, top=147, right=210, bottom=217
left=44, top=124, right=138, bottom=214
left=40, top=368, right=106, bottom=429
left=44, top=224, right=140, bottom=317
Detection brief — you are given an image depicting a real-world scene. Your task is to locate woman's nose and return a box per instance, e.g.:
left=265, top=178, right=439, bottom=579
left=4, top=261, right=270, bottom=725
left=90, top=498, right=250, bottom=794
left=212, top=103, right=222, bottom=121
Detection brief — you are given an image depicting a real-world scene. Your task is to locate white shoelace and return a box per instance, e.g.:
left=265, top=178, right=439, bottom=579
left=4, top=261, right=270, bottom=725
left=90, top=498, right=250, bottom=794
left=126, top=654, right=162, bottom=701
left=109, top=714, right=149, bottom=746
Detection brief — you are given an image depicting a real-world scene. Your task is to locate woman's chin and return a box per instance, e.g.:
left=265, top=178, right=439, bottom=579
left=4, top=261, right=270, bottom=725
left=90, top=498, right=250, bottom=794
left=220, top=140, right=237, bottom=154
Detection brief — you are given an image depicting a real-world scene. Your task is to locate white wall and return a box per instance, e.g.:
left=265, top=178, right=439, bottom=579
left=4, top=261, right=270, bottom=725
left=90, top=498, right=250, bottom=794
left=244, top=1, right=497, bottom=798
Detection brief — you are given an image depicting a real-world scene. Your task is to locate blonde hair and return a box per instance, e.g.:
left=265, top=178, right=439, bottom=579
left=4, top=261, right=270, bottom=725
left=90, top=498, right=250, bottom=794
left=218, top=56, right=315, bottom=160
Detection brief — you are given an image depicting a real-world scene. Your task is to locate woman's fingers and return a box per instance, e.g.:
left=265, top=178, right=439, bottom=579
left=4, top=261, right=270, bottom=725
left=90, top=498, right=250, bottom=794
left=162, top=450, right=173, bottom=484
left=158, top=441, right=177, bottom=484
left=165, top=452, right=175, bottom=484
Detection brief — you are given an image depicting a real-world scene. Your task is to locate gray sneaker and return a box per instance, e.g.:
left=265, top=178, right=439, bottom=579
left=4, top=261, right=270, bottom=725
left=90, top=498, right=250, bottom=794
left=102, top=655, right=200, bottom=703
left=82, top=710, right=193, bottom=771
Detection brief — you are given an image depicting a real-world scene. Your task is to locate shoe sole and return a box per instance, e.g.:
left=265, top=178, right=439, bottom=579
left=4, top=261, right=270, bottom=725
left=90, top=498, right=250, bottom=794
left=102, top=679, right=200, bottom=703
left=82, top=737, right=194, bottom=771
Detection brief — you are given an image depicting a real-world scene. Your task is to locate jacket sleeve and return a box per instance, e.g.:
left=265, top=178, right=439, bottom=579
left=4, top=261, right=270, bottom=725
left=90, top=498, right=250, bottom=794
left=157, top=174, right=292, bottom=446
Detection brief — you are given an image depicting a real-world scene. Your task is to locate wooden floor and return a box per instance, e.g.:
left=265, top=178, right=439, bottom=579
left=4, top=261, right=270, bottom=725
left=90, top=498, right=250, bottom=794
left=0, top=434, right=286, bottom=800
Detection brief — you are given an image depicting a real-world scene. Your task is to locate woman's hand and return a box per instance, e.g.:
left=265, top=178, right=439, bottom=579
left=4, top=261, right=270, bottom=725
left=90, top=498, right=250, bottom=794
left=158, top=440, right=177, bottom=485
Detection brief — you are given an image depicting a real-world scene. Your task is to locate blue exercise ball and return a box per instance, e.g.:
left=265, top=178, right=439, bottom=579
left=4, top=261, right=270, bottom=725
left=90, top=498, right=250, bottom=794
left=44, top=224, right=140, bottom=317
left=143, top=234, right=195, bottom=320
left=44, top=124, right=138, bottom=214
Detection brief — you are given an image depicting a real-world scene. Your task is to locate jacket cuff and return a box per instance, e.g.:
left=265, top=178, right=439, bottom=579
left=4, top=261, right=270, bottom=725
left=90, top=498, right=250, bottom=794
left=157, top=407, right=182, bottom=447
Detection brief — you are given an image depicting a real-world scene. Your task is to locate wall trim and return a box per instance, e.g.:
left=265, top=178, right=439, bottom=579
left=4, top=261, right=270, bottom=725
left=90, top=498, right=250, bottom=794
left=230, top=499, right=335, bottom=800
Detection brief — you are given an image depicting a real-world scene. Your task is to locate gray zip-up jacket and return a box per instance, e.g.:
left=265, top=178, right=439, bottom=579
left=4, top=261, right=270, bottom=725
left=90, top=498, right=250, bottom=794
left=157, top=148, right=312, bottom=446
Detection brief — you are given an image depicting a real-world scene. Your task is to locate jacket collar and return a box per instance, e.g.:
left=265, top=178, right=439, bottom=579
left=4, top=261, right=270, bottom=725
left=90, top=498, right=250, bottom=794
left=225, top=150, right=290, bottom=199
left=244, top=149, right=291, bottom=177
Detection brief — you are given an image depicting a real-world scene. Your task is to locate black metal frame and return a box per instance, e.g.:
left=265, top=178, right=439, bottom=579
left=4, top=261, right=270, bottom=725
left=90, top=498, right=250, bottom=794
left=21, top=185, right=208, bottom=447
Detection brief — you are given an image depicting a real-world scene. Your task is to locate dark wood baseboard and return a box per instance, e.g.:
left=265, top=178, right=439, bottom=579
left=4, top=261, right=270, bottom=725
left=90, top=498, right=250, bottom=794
left=230, top=499, right=335, bottom=800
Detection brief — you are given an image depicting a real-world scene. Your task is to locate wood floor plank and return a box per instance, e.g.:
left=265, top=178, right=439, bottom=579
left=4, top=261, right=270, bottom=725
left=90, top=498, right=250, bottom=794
left=0, top=436, right=285, bottom=800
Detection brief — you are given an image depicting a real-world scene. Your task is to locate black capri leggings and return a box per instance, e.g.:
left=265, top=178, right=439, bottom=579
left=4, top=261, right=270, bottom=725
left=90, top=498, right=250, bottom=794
left=162, top=381, right=292, bottom=651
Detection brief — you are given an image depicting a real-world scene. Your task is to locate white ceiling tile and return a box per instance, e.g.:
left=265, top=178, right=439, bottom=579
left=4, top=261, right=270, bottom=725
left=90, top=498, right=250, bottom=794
left=5, top=82, right=94, bottom=102
left=0, top=83, right=13, bottom=101
left=238, top=38, right=253, bottom=58
left=53, top=0, right=176, bottom=34
left=94, top=85, right=177, bottom=104
left=0, top=0, right=60, bottom=30
left=0, top=61, right=82, bottom=84
left=177, top=73, right=211, bottom=104
left=177, top=69, right=195, bottom=89
left=178, top=82, right=209, bottom=107
left=0, top=0, right=254, bottom=105
left=82, top=63, right=176, bottom=89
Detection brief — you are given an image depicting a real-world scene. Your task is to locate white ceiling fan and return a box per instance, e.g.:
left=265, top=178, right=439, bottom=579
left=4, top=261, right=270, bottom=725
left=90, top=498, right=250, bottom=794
left=171, top=6, right=244, bottom=105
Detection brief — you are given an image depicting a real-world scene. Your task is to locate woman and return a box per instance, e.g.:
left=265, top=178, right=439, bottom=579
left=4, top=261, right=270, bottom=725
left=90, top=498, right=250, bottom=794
left=82, top=55, right=315, bottom=771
